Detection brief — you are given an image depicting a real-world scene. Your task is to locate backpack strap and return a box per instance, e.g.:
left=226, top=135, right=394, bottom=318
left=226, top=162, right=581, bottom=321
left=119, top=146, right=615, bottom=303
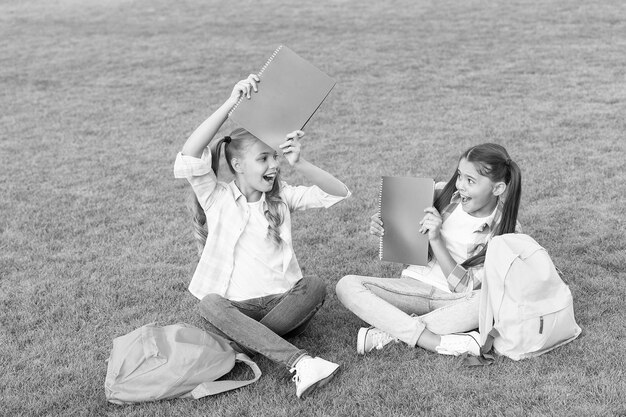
left=189, top=353, right=262, bottom=399
left=462, top=328, right=498, bottom=366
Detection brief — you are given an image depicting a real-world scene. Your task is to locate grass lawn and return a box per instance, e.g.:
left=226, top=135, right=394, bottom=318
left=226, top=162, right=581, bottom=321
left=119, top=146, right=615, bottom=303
left=2, top=0, right=625, bottom=416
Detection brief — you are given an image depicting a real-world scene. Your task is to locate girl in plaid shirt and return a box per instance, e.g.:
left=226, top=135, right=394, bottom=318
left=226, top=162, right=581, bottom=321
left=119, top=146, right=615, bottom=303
left=336, top=143, right=522, bottom=357
left=174, top=75, right=350, bottom=398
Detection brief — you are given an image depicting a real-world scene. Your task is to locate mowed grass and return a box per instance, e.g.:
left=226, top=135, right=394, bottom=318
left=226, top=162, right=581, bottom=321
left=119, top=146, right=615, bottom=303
left=1, top=0, right=625, bottom=416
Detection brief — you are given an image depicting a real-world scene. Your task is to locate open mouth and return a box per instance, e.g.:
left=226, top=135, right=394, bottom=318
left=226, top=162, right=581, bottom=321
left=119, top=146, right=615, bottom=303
left=460, top=195, right=471, bottom=203
left=262, top=173, right=276, bottom=183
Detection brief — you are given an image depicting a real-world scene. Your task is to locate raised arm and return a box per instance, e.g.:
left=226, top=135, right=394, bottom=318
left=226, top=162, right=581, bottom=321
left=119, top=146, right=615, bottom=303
left=280, top=131, right=349, bottom=197
left=181, top=74, right=259, bottom=158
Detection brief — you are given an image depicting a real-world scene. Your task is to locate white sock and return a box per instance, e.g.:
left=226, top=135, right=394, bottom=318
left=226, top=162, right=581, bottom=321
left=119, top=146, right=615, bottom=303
left=293, top=354, right=312, bottom=368
left=436, top=332, right=480, bottom=356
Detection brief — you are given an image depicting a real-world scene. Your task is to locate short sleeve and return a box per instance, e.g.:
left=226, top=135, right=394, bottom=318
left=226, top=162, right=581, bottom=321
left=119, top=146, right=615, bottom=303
left=173, top=148, right=221, bottom=211
left=174, top=148, right=213, bottom=178
left=281, top=182, right=350, bottom=211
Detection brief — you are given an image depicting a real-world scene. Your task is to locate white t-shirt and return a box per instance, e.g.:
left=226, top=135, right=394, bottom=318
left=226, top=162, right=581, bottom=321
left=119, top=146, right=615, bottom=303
left=225, top=200, right=292, bottom=301
left=402, top=204, right=496, bottom=292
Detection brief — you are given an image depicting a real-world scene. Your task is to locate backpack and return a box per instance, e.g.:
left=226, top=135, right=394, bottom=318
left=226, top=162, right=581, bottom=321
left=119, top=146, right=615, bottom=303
left=477, top=234, right=582, bottom=361
left=105, top=323, right=261, bottom=405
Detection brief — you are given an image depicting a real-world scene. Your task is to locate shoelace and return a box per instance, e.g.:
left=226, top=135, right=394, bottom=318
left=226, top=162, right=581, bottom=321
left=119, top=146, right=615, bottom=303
left=373, top=331, right=394, bottom=350
left=289, top=359, right=309, bottom=383
left=289, top=368, right=299, bottom=383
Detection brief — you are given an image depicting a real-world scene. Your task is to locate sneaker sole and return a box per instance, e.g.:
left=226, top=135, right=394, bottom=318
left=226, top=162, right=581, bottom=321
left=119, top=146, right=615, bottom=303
left=356, top=327, right=371, bottom=355
left=299, top=366, right=340, bottom=399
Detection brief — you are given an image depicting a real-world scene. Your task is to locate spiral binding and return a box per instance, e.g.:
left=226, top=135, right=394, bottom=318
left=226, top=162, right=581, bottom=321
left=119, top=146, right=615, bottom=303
left=379, top=177, right=384, bottom=260
left=228, top=45, right=284, bottom=118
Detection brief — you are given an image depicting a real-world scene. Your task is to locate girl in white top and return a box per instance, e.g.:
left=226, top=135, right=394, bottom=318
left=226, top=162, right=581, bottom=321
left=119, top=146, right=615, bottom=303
left=336, top=143, right=522, bottom=356
left=174, top=74, right=350, bottom=399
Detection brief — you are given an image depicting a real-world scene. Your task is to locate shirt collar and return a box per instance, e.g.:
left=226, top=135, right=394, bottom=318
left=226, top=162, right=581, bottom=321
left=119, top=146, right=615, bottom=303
left=482, top=201, right=502, bottom=232
left=228, top=180, right=267, bottom=205
left=450, top=191, right=503, bottom=232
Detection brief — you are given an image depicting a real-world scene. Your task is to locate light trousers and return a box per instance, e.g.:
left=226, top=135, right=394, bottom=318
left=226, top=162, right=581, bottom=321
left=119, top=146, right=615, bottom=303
left=336, top=275, right=480, bottom=346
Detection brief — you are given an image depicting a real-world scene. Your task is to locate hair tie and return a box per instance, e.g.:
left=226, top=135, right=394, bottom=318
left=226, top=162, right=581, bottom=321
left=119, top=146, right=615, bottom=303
left=505, top=158, right=512, bottom=166
left=224, top=136, right=231, bottom=144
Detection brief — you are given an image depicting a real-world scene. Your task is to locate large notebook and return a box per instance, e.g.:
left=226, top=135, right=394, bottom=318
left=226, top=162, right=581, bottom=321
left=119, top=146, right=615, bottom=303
left=379, top=176, right=435, bottom=266
left=228, top=45, right=336, bottom=149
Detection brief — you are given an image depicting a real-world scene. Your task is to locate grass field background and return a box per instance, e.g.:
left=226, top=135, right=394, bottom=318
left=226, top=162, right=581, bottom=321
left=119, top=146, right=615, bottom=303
left=2, top=0, right=625, bottom=416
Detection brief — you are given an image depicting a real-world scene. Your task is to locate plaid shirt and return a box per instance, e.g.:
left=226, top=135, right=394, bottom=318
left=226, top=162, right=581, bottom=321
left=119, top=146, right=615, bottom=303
left=439, top=187, right=521, bottom=293
left=174, top=150, right=350, bottom=300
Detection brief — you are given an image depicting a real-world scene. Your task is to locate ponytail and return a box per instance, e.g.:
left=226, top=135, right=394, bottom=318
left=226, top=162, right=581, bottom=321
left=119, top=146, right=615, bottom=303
left=211, top=136, right=231, bottom=176
left=187, top=136, right=231, bottom=257
left=433, top=172, right=459, bottom=215
left=495, top=159, right=521, bottom=236
left=264, top=177, right=285, bottom=246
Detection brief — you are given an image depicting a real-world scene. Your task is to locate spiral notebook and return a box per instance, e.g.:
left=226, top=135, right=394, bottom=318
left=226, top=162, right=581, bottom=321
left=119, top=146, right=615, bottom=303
left=379, top=176, right=435, bottom=266
left=228, top=45, right=336, bottom=150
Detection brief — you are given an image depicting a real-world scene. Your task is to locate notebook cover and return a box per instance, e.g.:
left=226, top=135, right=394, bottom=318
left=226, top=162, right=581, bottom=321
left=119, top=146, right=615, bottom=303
left=380, top=176, right=435, bottom=265
left=229, top=45, right=336, bottom=150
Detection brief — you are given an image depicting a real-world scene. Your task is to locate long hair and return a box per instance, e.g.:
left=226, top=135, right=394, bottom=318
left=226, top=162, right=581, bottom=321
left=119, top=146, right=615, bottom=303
left=433, top=143, right=522, bottom=268
left=188, top=128, right=285, bottom=256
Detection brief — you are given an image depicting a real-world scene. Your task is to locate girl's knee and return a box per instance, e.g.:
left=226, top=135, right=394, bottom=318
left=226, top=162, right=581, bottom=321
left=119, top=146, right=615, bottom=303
left=197, top=293, right=228, bottom=318
left=335, top=275, right=361, bottom=303
left=306, top=276, right=327, bottom=302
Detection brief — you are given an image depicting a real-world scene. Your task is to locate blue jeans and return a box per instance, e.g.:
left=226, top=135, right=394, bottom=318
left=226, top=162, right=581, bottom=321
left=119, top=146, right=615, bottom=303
left=198, top=277, right=326, bottom=368
left=335, top=275, right=480, bottom=346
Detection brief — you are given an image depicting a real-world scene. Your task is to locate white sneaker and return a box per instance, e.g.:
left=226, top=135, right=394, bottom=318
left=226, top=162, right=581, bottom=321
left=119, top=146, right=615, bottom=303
left=357, top=327, right=398, bottom=355
left=289, top=356, right=340, bottom=399
left=436, top=331, right=481, bottom=356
